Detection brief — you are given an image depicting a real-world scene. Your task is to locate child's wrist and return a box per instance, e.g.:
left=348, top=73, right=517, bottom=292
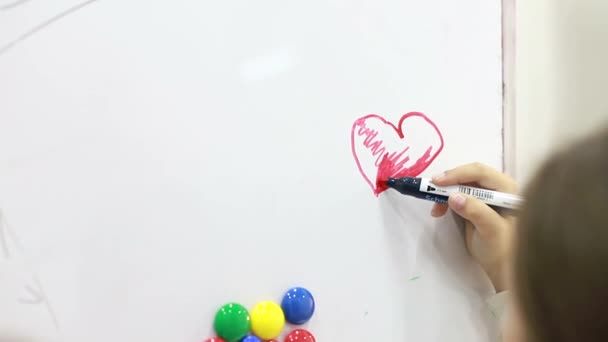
left=486, top=267, right=509, bottom=292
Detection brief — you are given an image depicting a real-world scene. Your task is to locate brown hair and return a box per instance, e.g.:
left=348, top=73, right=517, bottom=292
left=515, top=126, right=608, bottom=341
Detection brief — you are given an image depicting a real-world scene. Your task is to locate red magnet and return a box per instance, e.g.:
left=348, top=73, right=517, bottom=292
left=284, top=329, right=316, bottom=342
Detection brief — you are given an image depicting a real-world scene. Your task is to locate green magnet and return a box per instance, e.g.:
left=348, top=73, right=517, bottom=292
left=213, top=302, right=251, bottom=342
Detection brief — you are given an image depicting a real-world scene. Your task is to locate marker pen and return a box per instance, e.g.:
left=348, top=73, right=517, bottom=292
left=385, top=177, right=523, bottom=210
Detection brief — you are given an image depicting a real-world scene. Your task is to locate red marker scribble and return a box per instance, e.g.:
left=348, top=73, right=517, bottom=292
left=350, top=112, right=444, bottom=196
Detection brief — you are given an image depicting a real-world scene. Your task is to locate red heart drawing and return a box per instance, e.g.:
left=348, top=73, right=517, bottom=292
left=350, top=112, right=444, bottom=196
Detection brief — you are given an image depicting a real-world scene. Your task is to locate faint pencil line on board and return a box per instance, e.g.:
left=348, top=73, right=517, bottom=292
left=0, top=0, right=31, bottom=11
left=0, top=217, right=10, bottom=259
left=19, top=285, right=44, bottom=304
left=0, top=210, right=61, bottom=330
left=0, top=0, right=99, bottom=56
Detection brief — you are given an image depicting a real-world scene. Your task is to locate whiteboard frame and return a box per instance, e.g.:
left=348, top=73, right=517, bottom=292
left=502, top=0, right=517, bottom=177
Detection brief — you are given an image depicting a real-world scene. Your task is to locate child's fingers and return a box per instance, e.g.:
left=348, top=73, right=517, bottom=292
left=447, top=193, right=506, bottom=237
left=432, top=162, right=517, bottom=193
left=431, top=203, right=449, bottom=217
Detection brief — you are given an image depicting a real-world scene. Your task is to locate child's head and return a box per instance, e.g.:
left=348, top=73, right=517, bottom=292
left=509, top=126, right=608, bottom=341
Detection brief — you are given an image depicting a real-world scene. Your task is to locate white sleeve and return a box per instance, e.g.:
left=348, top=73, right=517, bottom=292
left=486, top=291, right=510, bottom=342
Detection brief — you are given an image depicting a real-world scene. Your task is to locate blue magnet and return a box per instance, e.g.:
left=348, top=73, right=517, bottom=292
left=241, top=335, right=261, bottom=342
left=281, top=287, right=315, bottom=325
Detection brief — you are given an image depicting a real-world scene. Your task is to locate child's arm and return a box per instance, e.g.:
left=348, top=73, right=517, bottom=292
left=430, top=162, right=518, bottom=292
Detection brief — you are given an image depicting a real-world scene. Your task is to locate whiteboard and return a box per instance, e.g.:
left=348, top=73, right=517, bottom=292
left=0, top=1, right=504, bottom=341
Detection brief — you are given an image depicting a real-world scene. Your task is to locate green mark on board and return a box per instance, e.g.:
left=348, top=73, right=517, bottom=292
left=489, top=308, right=497, bottom=319
left=409, top=275, right=420, bottom=281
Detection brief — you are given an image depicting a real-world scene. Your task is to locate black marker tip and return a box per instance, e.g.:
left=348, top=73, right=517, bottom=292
left=386, top=177, right=398, bottom=188
left=383, top=177, right=422, bottom=196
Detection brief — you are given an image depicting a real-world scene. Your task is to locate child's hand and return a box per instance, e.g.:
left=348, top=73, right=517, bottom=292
left=430, top=163, right=517, bottom=292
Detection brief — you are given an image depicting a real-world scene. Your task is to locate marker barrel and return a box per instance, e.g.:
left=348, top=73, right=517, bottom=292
left=387, top=177, right=523, bottom=210
left=419, top=178, right=522, bottom=209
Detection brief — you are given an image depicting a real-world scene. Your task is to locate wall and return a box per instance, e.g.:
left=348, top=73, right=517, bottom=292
left=512, top=0, right=608, bottom=184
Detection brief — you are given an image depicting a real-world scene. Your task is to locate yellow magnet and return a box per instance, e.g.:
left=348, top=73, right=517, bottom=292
left=250, top=301, right=286, bottom=340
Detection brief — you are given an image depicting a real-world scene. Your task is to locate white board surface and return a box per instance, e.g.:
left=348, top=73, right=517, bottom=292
left=0, top=1, right=504, bottom=341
